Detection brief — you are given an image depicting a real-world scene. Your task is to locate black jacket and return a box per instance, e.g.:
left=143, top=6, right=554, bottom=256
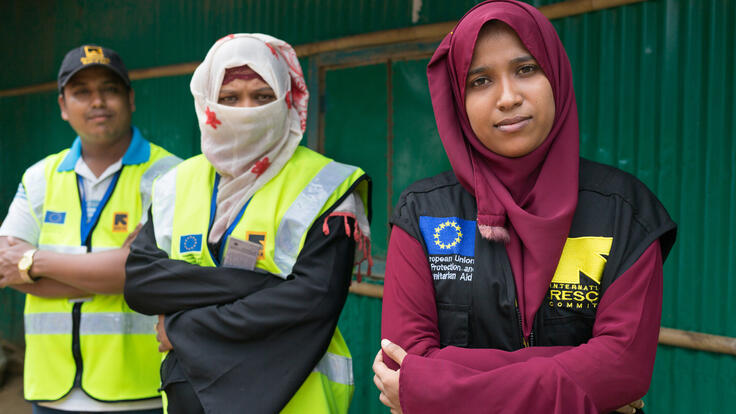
left=391, top=158, right=676, bottom=350
left=124, top=204, right=358, bottom=413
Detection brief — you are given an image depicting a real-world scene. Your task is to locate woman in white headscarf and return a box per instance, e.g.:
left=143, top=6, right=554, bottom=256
left=124, top=34, right=371, bottom=414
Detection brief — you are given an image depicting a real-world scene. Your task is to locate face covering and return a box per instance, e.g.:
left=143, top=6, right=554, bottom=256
left=427, top=0, right=580, bottom=337
left=190, top=33, right=309, bottom=244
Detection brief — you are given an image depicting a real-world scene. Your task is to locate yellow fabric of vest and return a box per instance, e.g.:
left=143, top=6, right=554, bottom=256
left=23, top=142, right=173, bottom=402
left=160, top=147, right=366, bottom=413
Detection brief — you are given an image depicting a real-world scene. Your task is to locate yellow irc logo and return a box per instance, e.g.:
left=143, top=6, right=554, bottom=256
left=246, top=231, right=267, bottom=260
left=81, top=46, right=110, bottom=65
left=112, top=212, right=128, bottom=233
left=548, top=237, right=613, bottom=310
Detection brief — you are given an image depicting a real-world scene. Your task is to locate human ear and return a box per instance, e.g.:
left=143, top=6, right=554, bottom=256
left=58, top=94, right=69, bottom=121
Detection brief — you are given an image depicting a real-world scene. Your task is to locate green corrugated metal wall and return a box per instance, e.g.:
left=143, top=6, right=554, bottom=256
left=1, top=0, right=734, bottom=412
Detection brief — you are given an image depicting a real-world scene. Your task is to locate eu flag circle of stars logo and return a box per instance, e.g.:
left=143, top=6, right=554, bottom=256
left=179, top=234, right=202, bottom=253
left=183, top=235, right=198, bottom=250
left=433, top=220, right=463, bottom=250
left=46, top=212, right=65, bottom=224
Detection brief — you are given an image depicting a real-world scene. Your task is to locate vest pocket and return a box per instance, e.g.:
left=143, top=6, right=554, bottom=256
left=437, top=303, right=470, bottom=347
left=538, top=314, right=595, bottom=347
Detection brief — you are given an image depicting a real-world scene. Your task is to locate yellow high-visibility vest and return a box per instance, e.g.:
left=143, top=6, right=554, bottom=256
left=24, top=130, right=178, bottom=402
left=152, top=146, right=367, bottom=413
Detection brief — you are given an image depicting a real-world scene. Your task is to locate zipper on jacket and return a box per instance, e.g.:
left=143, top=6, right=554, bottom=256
left=515, top=300, right=536, bottom=347
left=71, top=302, right=84, bottom=386
left=514, top=301, right=529, bottom=348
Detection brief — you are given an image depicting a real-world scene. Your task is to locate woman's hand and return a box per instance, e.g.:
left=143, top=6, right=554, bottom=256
left=155, top=314, right=173, bottom=352
left=373, top=339, right=406, bottom=414
left=615, top=399, right=644, bottom=413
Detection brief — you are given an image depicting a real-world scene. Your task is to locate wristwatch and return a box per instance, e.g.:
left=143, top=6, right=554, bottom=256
left=18, top=248, right=38, bottom=284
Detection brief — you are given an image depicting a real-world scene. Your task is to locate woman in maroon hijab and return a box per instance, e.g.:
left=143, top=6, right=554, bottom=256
left=372, top=1, right=676, bottom=413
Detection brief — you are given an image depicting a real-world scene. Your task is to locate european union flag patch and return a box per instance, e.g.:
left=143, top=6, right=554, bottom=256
left=419, top=216, right=475, bottom=257
left=179, top=234, right=203, bottom=253
left=44, top=211, right=66, bottom=224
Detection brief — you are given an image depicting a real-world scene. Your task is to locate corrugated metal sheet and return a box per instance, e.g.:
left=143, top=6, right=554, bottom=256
left=552, top=1, right=736, bottom=411
left=1, top=0, right=734, bottom=412
left=554, top=3, right=736, bottom=411
left=1, top=0, right=571, bottom=90
left=1, top=0, right=421, bottom=90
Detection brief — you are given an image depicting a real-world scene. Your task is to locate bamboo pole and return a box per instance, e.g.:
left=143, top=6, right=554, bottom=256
left=348, top=280, right=384, bottom=299
left=0, top=63, right=202, bottom=98
left=0, top=0, right=647, bottom=98
left=659, top=327, right=736, bottom=356
left=349, top=282, right=736, bottom=356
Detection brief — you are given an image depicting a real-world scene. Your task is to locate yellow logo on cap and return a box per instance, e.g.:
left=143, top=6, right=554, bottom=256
left=80, top=46, right=110, bottom=65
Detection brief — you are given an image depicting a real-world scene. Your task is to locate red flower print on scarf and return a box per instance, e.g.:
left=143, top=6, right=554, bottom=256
left=251, top=157, right=271, bottom=177
left=205, top=107, right=222, bottom=129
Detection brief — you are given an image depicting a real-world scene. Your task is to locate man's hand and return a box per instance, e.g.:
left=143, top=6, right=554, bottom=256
left=155, top=314, right=173, bottom=352
left=373, top=339, right=406, bottom=414
left=0, top=236, right=35, bottom=287
left=123, top=224, right=142, bottom=249
left=615, top=399, right=645, bottom=413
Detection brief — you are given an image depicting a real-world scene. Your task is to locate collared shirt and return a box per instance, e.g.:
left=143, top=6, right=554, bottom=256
left=0, top=127, right=180, bottom=244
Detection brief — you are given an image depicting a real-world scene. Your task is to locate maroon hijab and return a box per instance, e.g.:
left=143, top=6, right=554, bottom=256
left=427, top=0, right=579, bottom=337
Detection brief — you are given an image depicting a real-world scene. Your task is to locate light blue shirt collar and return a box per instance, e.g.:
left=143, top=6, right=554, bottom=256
left=57, top=126, right=150, bottom=172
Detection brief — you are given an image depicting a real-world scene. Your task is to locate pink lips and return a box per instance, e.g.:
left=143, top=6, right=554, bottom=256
left=87, top=112, right=112, bottom=122
left=495, top=116, right=531, bottom=133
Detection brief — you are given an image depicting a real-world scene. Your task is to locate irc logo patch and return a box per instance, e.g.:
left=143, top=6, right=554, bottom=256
left=419, top=216, right=475, bottom=257
left=112, top=212, right=128, bottom=233
left=44, top=211, right=66, bottom=224
left=179, top=234, right=203, bottom=253
left=547, top=237, right=613, bottom=310
left=81, top=46, right=110, bottom=65
left=246, top=231, right=266, bottom=260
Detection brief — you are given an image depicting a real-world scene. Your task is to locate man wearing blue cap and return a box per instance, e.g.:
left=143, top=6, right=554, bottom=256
left=0, top=44, right=180, bottom=413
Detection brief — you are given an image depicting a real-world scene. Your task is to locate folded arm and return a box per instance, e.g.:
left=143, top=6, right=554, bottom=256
left=382, top=226, right=663, bottom=413
left=164, top=213, right=356, bottom=343
left=124, top=211, right=285, bottom=315
left=157, top=212, right=359, bottom=413
left=1, top=235, right=109, bottom=297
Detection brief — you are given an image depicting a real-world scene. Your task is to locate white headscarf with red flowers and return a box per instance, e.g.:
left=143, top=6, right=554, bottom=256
left=191, top=33, right=309, bottom=243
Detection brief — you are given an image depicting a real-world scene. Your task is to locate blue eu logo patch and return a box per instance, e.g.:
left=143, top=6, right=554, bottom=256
left=44, top=211, right=66, bottom=224
left=419, top=216, right=475, bottom=257
left=179, top=234, right=203, bottom=253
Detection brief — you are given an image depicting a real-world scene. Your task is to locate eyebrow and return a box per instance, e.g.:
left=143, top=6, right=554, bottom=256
left=253, top=87, right=274, bottom=93
left=467, top=55, right=537, bottom=77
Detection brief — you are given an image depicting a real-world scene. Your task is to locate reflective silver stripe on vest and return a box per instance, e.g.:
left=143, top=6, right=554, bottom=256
left=38, top=244, right=114, bottom=254
left=25, top=312, right=156, bottom=335
left=80, top=312, right=157, bottom=335
left=151, top=168, right=177, bottom=255
left=273, top=162, right=357, bottom=276
left=25, top=313, right=72, bottom=335
left=313, top=351, right=353, bottom=386
left=38, top=244, right=88, bottom=254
